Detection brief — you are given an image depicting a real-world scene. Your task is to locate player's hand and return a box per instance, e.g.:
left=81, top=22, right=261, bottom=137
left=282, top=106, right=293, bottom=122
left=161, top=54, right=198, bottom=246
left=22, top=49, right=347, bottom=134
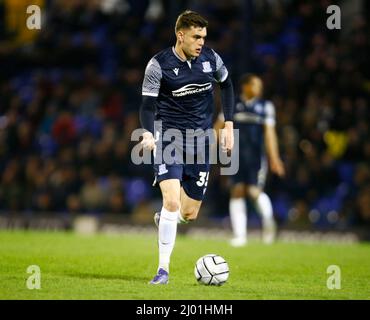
left=141, top=131, right=156, bottom=151
left=221, top=121, right=234, bottom=153
left=270, top=157, right=285, bottom=177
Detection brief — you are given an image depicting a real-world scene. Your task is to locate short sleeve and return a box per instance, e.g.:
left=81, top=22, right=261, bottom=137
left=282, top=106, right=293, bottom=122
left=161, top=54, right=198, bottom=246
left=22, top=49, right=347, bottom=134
left=142, top=58, right=162, bottom=97
left=264, top=101, right=276, bottom=126
left=212, top=49, right=229, bottom=83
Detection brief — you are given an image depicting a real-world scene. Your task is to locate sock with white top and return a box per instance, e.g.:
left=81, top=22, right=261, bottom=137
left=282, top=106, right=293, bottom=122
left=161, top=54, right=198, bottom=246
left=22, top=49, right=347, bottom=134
left=158, top=207, right=178, bottom=272
left=254, top=192, right=274, bottom=228
left=229, top=198, right=247, bottom=240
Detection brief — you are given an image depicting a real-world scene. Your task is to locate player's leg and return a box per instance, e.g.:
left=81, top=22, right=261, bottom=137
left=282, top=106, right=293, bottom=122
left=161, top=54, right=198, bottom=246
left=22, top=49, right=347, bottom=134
left=229, top=183, right=248, bottom=247
left=180, top=161, right=210, bottom=222
left=242, top=157, right=276, bottom=244
left=158, top=178, right=181, bottom=267
left=150, top=156, right=183, bottom=284
left=228, top=160, right=248, bottom=246
left=245, top=184, right=276, bottom=244
left=149, top=178, right=181, bottom=284
left=180, top=187, right=202, bottom=221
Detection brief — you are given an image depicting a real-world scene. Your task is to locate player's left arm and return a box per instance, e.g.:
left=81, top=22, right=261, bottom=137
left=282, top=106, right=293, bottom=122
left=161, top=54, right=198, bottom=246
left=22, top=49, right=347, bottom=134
left=264, top=102, right=285, bottom=177
left=213, top=50, right=234, bottom=152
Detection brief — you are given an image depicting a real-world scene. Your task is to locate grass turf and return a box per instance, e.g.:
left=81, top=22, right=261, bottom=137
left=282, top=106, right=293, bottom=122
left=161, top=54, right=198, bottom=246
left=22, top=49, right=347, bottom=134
left=0, top=230, right=369, bottom=300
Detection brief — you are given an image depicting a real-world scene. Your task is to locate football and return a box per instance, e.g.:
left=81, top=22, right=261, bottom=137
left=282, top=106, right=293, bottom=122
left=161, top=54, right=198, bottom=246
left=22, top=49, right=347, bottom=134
left=194, top=254, right=229, bottom=285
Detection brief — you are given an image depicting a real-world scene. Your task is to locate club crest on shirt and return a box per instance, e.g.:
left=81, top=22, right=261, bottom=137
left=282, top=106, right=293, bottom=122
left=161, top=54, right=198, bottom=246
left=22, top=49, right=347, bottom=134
left=202, top=61, right=212, bottom=73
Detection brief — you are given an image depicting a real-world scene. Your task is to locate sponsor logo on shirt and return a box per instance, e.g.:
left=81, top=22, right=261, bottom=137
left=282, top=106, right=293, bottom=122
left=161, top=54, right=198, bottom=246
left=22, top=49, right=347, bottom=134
left=172, top=83, right=212, bottom=97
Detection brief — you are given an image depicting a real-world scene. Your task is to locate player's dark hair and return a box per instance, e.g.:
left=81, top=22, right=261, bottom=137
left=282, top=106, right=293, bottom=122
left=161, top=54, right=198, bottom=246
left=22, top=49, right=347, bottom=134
left=175, top=10, right=208, bottom=33
left=239, top=73, right=259, bottom=87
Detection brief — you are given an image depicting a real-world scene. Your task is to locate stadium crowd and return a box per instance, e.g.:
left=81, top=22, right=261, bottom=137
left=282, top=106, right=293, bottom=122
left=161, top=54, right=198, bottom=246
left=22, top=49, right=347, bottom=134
left=0, top=0, right=369, bottom=229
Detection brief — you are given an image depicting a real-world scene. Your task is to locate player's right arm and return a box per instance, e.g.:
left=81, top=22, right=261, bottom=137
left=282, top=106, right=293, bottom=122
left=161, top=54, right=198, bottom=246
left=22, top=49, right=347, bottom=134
left=140, top=57, right=162, bottom=150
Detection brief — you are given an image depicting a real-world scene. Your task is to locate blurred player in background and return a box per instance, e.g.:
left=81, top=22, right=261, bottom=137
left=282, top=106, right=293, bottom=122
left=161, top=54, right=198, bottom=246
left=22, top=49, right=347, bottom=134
left=140, top=11, right=234, bottom=284
left=216, top=74, right=284, bottom=246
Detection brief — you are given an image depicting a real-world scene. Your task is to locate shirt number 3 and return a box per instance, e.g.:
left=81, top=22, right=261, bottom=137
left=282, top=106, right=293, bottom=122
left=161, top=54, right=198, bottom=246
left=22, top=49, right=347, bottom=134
left=196, top=172, right=209, bottom=187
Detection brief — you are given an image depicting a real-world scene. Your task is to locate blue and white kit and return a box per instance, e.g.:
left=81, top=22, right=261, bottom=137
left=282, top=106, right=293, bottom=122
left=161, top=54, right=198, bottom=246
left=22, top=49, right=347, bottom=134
left=140, top=46, right=233, bottom=200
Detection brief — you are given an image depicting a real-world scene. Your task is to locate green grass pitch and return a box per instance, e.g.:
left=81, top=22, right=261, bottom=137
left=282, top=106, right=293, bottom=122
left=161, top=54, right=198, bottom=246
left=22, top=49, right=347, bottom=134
left=0, top=230, right=369, bottom=300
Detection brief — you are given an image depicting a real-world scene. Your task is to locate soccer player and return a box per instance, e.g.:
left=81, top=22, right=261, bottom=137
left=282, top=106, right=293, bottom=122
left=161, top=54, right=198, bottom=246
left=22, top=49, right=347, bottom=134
left=139, top=11, right=234, bottom=284
left=216, top=74, right=285, bottom=246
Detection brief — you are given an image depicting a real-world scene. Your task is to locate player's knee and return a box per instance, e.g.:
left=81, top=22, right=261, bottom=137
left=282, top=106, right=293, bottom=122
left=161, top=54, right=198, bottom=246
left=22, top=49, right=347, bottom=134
left=231, top=185, right=245, bottom=198
left=246, top=186, right=261, bottom=201
left=163, top=199, right=180, bottom=212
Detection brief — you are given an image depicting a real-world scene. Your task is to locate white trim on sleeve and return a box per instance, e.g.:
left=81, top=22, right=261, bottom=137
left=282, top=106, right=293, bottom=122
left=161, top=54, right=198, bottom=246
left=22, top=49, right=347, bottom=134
left=142, top=92, right=159, bottom=97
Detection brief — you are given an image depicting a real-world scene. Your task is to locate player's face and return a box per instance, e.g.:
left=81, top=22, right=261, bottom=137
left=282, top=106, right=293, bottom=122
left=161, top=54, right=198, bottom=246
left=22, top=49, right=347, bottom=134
left=243, top=77, right=263, bottom=98
left=180, top=26, right=207, bottom=58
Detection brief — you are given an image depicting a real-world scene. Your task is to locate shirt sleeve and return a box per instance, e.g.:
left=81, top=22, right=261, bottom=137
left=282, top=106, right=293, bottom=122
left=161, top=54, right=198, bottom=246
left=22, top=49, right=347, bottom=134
left=212, top=49, right=229, bottom=83
left=142, top=57, right=162, bottom=97
left=264, top=101, right=276, bottom=126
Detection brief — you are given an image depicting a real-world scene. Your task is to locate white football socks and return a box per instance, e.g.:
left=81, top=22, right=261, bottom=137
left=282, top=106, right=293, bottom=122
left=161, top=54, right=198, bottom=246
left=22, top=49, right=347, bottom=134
left=158, top=207, right=178, bottom=273
left=229, top=198, right=247, bottom=241
left=254, top=192, right=274, bottom=227
left=254, top=192, right=276, bottom=243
